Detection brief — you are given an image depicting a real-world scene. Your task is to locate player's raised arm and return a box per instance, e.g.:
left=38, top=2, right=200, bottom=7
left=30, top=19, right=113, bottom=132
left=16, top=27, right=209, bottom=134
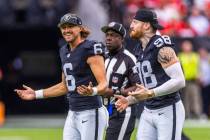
left=77, top=54, right=107, bottom=96
left=15, top=73, right=68, bottom=100
left=150, top=46, right=185, bottom=97
left=87, top=55, right=107, bottom=95
left=157, top=46, right=179, bottom=68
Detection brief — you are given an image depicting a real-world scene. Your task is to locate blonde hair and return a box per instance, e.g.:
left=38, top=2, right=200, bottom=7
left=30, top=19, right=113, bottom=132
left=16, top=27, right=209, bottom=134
left=80, top=26, right=91, bottom=38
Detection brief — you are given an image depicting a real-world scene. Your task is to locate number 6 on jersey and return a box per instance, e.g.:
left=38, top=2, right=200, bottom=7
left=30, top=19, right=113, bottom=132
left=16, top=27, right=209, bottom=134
left=63, top=63, right=76, bottom=91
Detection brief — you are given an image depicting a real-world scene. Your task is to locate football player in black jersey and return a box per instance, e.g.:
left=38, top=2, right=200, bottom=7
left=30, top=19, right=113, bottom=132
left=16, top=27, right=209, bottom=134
left=115, top=9, right=186, bottom=140
left=15, top=13, right=108, bottom=140
left=100, top=22, right=140, bottom=140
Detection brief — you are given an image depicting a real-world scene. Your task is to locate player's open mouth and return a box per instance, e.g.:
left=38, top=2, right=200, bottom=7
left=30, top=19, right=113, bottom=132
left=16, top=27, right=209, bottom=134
left=63, top=33, right=72, bottom=36
left=106, top=42, right=111, bottom=45
left=63, top=34, right=73, bottom=38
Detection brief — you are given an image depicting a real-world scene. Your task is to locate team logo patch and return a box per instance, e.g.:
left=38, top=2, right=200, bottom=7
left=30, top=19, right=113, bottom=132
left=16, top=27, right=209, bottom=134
left=67, top=53, right=70, bottom=58
left=108, top=22, right=116, bottom=27
left=112, top=76, right=118, bottom=83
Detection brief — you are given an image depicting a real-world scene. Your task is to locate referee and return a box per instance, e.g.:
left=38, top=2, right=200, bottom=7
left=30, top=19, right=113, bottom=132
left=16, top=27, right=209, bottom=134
left=101, top=22, right=140, bottom=140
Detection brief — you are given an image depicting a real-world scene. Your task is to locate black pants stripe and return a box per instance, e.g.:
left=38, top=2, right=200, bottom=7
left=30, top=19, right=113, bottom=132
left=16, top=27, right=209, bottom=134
left=95, top=108, right=99, bottom=140
left=172, top=103, right=176, bottom=140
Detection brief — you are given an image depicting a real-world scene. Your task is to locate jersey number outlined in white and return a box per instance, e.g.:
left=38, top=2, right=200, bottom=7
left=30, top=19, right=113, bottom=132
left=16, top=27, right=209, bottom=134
left=137, top=60, right=157, bottom=89
left=154, top=35, right=172, bottom=48
left=93, top=43, right=103, bottom=55
left=63, top=63, right=76, bottom=91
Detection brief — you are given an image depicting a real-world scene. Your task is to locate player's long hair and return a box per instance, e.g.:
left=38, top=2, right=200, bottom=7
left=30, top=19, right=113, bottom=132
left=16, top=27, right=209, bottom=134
left=80, top=26, right=91, bottom=39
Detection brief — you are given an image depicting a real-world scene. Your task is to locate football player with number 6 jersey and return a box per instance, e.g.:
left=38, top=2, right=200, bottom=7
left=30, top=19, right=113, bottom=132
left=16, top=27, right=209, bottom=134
left=115, top=9, right=186, bottom=140
left=15, top=13, right=108, bottom=140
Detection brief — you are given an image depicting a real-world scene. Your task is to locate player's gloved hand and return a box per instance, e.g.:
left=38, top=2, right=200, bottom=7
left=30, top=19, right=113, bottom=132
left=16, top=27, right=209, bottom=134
left=128, top=84, right=154, bottom=100
left=14, top=85, right=36, bottom=100
left=114, top=95, right=129, bottom=113
left=77, top=82, right=94, bottom=96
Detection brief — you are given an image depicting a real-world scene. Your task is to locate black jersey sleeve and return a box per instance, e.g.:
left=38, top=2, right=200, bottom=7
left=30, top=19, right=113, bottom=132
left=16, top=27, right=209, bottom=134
left=84, top=41, right=105, bottom=57
left=153, top=35, right=174, bottom=48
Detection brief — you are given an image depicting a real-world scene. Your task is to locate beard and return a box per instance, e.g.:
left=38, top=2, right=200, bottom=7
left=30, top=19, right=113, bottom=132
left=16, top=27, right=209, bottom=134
left=129, top=30, right=142, bottom=39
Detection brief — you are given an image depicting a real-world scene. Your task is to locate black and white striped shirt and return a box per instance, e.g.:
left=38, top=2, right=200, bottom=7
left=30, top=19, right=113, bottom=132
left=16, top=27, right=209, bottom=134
left=105, top=47, right=140, bottom=105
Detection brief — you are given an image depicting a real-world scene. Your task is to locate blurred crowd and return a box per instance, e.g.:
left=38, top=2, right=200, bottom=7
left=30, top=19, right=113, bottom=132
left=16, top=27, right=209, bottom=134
left=0, top=0, right=76, bottom=27
left=179, top=40, right=210, bottom=120
left=2, top=0, right=210, bottom=39
left=112, top=0, right=210, bottom=37
left=2, top=0, right=210, bottom=37
left=0, top=0, right=210, bottom=120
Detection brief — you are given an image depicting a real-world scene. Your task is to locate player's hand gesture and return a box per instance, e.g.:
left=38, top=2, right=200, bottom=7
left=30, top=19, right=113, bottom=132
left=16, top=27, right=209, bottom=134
left=14, top=85, right=36, bottom=100
left=114, top=95, right=129, bottom=112
left=77, top=82, right=94, bottom=96
left=128, top=84, right=154, bottom=100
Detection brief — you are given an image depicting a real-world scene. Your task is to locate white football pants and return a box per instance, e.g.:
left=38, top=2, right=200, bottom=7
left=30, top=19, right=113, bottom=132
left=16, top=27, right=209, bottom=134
left=63, top=106, right=109, bottom=140
left=137, top=100, right=185, bottom=140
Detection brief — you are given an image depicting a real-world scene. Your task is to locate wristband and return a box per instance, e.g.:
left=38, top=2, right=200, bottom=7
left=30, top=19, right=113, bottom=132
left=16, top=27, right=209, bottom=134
left=92, top=87, right=98, bottom=96
left=35, top=89, right=44, bottom=99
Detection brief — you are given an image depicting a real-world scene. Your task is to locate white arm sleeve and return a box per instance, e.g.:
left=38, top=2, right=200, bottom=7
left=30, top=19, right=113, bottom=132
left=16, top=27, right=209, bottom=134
left=153, top=62, right=185, bottom=97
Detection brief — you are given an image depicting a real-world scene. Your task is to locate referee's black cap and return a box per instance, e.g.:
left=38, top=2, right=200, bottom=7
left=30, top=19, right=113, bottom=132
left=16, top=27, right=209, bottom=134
left=101, top=22, right=126, bottom=38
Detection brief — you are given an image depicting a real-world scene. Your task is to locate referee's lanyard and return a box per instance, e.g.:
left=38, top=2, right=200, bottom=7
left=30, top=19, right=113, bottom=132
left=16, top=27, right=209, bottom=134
left=106, top=56, right=115, bottom=116
left=107, top=98, right=113, bottom=116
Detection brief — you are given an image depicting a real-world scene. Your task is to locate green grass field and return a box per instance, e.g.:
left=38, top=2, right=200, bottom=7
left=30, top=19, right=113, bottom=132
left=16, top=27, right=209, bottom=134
left=0, top=128, right=62, bottom=140
left=0, top=127, right=209, bottom=140
left=183, top=128, right=210, bottom=140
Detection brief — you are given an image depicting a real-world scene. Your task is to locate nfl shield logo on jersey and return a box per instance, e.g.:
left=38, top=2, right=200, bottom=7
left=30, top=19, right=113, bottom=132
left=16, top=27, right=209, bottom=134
left=67, top=53, right=70, bottom=58
left=112, top=76, right=118, bottom=83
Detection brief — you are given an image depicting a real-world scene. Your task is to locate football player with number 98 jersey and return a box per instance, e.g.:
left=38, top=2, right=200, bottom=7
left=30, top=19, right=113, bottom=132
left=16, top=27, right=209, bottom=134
left=115, top=9, right=186, bottom=140
left=15, top=13, right=109, bottom=140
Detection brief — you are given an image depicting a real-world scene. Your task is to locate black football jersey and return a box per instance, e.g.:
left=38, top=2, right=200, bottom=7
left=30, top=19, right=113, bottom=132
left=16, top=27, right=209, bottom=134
left=59, top=40, right=105, bottom=111
left=134, top=35, right=180, bottom=109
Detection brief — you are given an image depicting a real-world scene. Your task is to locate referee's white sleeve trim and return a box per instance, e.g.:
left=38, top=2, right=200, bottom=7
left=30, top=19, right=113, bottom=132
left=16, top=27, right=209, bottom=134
left=153, top=62, right=185, bottom=97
